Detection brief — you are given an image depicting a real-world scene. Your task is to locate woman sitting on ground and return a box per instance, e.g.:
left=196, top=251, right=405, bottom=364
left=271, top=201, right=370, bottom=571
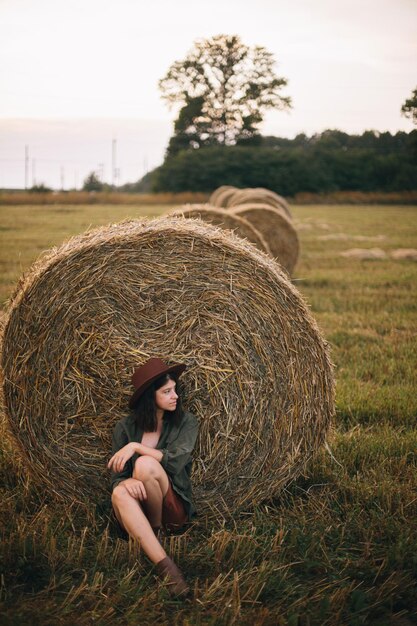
left=108, top=357, right=199, bottom=597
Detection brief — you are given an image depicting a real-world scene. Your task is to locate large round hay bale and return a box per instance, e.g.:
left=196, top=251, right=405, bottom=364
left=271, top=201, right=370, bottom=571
left=209, top=186, right=236, bottom=206
left=228, top=188, right=292, bottom=219
left=170, top=204, right=271, bottom=256
left=231, top=204, right=299, bottom=275
left=1, top=218, right=333, bottom=519
left=211, top=186, right=240, bottom=208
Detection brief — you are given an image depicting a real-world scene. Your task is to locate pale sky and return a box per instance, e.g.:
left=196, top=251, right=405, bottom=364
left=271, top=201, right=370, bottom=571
left=1, top=0, right=416, bottom=188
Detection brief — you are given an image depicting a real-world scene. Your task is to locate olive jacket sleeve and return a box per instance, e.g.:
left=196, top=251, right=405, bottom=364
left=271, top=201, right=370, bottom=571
left=157, top=411, right=199, bottom=518
left=110, top=420, right=135, bottom=491
left=159, top=412, right=199, bottom=477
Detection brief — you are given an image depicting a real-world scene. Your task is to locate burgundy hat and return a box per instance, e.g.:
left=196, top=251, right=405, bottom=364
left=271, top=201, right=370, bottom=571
left=129, top=357, right=186, bottom=409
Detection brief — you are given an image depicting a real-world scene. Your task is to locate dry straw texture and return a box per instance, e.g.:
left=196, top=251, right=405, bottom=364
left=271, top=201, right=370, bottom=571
left=228, top=188, right=292, bottom=219
left=170, top=204, right=271, bottom=256
left=1, top=217, right=333, bottom=519
left=231, top=204, right=300, bottom=275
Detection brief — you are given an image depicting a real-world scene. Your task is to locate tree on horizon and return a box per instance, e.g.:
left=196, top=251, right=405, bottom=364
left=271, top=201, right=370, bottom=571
left=159, top=34, right=291, bottom=156
left=401, top=86, right=417, bottom=126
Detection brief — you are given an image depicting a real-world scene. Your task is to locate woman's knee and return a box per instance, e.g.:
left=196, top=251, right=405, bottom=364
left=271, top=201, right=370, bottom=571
left=111, top=483, right=130, bottom=506
left=133, top=455, right=161, bottom=481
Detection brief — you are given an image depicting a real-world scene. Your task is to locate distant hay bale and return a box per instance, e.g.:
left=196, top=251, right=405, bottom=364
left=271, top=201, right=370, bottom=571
left=1, top=217, right=333, bottom=519
left=340, top=248, right=387, bottom=260
left=211, top=186, right=240, bottom=208
left=228, top=188, right=292, bottom=219
left=390, top=248, right=417, bottom=260
left=209, top=186, right=237, bottom=206
left=229, top=198, right=289, bottom=221
left=170, top=204, right=271, bottom=256
left=230, top=204, right=300, bottom=275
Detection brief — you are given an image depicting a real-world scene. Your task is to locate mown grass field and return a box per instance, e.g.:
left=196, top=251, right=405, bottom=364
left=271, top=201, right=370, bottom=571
left=0, top=202, right=416, bottom=625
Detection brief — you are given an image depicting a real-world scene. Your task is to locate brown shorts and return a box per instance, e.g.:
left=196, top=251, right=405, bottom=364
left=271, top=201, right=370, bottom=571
left=162, top=481, right=188, bottom=532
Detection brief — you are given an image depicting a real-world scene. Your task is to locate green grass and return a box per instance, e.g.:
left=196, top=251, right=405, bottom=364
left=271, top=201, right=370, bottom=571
left=0, top=203, right=416, bottom=625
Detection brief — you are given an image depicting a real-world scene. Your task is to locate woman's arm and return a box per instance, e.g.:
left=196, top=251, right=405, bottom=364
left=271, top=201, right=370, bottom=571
left=108, top=441, right=163, bottom=471
left=135, top=443, right=163, bottom=462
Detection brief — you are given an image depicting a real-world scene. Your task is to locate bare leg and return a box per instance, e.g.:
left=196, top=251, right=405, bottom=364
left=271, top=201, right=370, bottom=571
left=133, top=456, right=169, bottom=529
left=112, top=457, right=189, bottom=596
left=112, top=486, right=166, bottom=564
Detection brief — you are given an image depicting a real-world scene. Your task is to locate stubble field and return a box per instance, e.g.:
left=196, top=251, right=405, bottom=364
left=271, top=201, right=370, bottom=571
left=0, top=202, right=416, bottom=625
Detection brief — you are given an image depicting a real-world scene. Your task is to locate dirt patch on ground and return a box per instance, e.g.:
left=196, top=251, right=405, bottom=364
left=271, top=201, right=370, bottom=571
left=340, top=248, right=388, bottom=259
left=293, top=220, right=331, bottom=231
left=294, top=222, right=313, bottom=231
left=319, top=233, right=386, bottom=241
left=390, top=248, right=417, bottom=260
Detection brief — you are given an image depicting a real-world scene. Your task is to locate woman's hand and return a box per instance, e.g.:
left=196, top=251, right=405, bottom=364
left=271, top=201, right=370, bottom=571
left=119, top=478, right=147, bottom=501
left=107, top=442, right=138, bottom=473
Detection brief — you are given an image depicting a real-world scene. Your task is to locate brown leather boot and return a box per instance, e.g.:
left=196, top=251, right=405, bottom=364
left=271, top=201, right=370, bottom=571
left=155, top=556, right=190, bottom=597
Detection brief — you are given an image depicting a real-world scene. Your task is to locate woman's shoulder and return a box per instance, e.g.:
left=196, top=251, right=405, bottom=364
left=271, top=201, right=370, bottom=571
left=112, top=413, right=136, bottom=434
left=182, top=411, right=199, bottom=428
left=114, top=412, right=134, bottom=425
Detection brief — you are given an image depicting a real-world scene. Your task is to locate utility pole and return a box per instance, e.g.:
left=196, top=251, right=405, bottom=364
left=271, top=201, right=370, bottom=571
left=25, top=145, right=29, bottom=189
left=32, top=158, right=36, bottom=187
left=112, top=138, right=117, bottom=188
left=60, top=166, right=65, bottom=190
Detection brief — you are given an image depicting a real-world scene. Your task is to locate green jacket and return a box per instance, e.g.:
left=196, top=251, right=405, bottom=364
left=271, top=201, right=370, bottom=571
left=110, top=411, right=199, bottom=518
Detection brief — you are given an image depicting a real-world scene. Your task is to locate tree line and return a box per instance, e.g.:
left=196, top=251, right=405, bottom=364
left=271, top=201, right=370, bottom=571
left=126, top=129, right=416, bottom=195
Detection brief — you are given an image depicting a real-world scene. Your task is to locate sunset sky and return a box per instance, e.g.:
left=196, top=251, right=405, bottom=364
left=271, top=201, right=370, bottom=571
left=1, top=0, right=416, bottom=188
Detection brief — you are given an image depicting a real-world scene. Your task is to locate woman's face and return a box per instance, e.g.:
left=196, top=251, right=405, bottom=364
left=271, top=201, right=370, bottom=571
left=154, top=378, right=178, bottom=412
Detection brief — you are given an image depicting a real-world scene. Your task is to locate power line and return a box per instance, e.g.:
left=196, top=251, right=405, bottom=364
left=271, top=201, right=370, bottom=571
left=112, top=138, right=117, bottom=186
left=25, top=145, right=29, bottom=189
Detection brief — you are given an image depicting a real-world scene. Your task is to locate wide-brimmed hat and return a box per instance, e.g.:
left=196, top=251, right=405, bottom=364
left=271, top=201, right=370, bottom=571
left=129, top=357, right=186, bottom=409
